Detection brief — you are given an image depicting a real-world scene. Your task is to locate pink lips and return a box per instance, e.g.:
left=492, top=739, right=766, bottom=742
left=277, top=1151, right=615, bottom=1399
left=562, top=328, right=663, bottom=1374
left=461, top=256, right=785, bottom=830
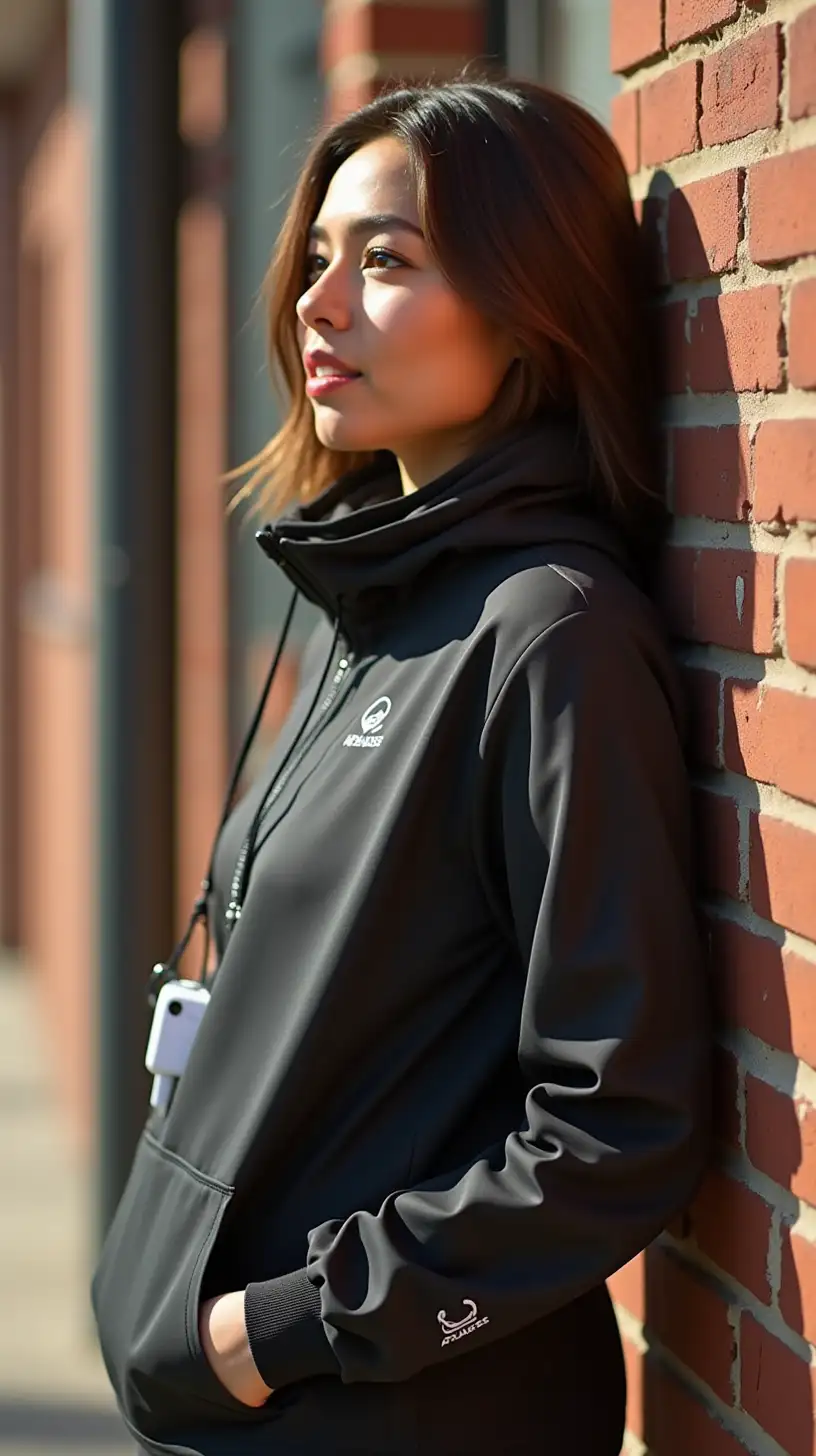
left=305, top=372, right=362, bottom=398
left=304, top=347, right=363, bottom=398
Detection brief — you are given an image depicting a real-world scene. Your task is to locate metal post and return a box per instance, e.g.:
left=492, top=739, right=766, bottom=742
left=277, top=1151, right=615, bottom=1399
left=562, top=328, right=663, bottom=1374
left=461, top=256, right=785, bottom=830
left=91, top=0, right=179, bottom=1245
left=484, top=0, right=508, bottom=70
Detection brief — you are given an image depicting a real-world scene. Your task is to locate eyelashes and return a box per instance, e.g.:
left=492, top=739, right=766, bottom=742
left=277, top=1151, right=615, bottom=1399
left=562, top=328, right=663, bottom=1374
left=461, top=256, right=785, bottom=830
left=304, top=247, right=405, bottom=286
left=364, top=247, right=403, bottom=270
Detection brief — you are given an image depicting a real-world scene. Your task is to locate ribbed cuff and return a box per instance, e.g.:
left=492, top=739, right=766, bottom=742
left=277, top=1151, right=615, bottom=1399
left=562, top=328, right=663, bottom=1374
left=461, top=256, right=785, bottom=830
left=244, top=1266, right=341, bottom=1390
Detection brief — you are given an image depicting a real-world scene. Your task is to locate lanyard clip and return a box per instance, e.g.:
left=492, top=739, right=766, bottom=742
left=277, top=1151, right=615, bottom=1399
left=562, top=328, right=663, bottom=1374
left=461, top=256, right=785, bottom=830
left=146, top=884, right=211, bottom=1009
left=148, top=960, right=176, bottom=1009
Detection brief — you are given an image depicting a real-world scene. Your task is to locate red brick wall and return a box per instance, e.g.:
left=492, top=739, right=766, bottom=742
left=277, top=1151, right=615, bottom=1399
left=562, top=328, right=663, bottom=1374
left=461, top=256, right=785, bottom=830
left=321, top=0, right=485, bottom=120
left=609, top=2, right=816, bottom=1452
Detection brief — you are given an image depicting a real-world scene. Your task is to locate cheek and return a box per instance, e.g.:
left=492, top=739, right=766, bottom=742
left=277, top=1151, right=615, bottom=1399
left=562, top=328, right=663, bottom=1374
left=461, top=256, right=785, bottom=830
left=379, top=296, right=509, bottom=414
left=364, top=288, right=425, bottom=357
left=371, top=291, right=500, bottom=384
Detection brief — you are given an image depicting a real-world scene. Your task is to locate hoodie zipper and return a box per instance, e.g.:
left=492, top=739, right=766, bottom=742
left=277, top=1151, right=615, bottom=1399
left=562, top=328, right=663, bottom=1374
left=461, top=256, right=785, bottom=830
left=257, top=526, right=341, bottom=625
left=224, top=651, right=351, bottom=939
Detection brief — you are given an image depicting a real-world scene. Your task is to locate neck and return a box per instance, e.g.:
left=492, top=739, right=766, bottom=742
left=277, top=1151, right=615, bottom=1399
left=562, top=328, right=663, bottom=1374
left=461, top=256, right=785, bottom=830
left=396, top=426, right=489, bottom=496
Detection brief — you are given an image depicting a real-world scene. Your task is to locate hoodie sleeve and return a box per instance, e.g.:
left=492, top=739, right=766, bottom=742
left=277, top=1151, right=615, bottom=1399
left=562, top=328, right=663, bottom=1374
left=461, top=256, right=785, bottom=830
left=244, top=605, right=712, bottom=1389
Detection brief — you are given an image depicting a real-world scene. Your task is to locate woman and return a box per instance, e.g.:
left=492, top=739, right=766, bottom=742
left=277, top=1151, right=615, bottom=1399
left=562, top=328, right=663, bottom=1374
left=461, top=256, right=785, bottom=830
left=92, top=77, right=712, bottom=1456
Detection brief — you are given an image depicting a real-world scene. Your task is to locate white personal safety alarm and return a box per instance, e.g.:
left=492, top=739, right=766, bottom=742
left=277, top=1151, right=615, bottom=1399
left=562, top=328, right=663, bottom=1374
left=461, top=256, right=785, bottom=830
left=145, top=978, right=211, bottom=1115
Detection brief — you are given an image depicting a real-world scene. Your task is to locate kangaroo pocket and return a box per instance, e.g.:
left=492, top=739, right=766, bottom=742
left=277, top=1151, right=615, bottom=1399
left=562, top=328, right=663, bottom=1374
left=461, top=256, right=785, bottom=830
left=90, top=1129, right=278, bottom=1446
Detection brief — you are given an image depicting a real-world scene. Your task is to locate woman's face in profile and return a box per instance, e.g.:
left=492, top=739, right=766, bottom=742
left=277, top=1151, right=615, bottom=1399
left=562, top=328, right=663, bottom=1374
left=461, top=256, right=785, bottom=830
left=296, top=135, right=516, bottom=485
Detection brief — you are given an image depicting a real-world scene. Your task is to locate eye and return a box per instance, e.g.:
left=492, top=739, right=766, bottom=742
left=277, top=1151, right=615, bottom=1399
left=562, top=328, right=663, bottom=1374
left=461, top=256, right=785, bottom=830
left=304, top=252, right=326, bottom=287
left=303, top=245, right=405, bottom=288
left=363, top=246, right=403, bottom=272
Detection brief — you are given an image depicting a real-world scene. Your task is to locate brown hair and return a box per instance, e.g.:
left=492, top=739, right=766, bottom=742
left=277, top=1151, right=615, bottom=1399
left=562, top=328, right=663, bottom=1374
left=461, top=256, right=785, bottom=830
left=229, top=74, right=660, bottom=538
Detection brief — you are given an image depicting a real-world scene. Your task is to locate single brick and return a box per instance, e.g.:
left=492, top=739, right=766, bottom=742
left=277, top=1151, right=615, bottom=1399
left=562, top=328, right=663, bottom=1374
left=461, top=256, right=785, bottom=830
left=745, top=1073, right=816, bottom=1203
left=667, top=172, right=741, bottom=281
left=646, top=1247, right=736, bottom=1402
left=700, top=26, right=781, bottom=146
left=641, top=60, right=700, bottom=167
left=741, top=1313, right=816, bottom=1455
left=789, top=6, right=816, bottom=121
left=780, top=1225, right=816, bottom=1347
left=682, top=665, right=720, bottom=768
left=688, top=287, right=783, bottom=394
left=644, top=1363, right=746, bottom=1456
left=611, top=0, right=663, bottom=72
left=694, top=547, right=775, bottom=654
left=750, top=812, right=816, bottom=942
left=666, top=0, right=740, bottom=46
left=687, top=1167, right=772, bottom=1304
left=753, top=421, right=816, bottom=524
left=611, top=89, right=639, bottom=174
left=708, top=916, right=782, bottom=1039
left=608, top=1250, right=646, bottom=1322
left=789, top=278, right=816, bottom=389
left=750, top=149, right=816, bottom=264
left=784, top=557, right=816, bottom=670
left=661, top=546, right=776, bottom=652
left=724, top=679, right=816, bottom=804
left=672, top=425, right=749, bottom=520
left=784, top=948, right=816, bottom=1070
left=693, top=787, right=741, bottom=899
left=709, top=916, right=816, bottom=1068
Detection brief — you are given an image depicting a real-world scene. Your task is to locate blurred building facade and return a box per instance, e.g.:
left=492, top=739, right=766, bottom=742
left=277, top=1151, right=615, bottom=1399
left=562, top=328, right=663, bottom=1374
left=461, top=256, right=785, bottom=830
left=0, top=0, right=94, bottom=1147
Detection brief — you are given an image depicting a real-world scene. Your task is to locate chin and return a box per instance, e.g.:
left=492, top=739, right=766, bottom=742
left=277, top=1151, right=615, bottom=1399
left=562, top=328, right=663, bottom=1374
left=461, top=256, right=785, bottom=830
left=313, top=410, right=387, bottom=456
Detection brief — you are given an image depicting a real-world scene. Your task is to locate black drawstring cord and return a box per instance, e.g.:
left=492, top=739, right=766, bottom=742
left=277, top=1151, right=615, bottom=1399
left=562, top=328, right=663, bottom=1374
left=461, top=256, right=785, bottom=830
left=148, top=587, right=300, bottom=1007
left=223, top=616, right=343, bottom=944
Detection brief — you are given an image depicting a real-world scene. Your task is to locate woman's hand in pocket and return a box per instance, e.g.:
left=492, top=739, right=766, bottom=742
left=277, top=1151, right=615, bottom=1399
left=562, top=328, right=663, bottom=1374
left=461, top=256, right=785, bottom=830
left=198, top=1291, right=275, bottom=1408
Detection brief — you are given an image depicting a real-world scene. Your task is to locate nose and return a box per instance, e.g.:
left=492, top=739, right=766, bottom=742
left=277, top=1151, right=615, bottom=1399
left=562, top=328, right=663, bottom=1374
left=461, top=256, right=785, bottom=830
left=296, top=261, right=353, bottom=336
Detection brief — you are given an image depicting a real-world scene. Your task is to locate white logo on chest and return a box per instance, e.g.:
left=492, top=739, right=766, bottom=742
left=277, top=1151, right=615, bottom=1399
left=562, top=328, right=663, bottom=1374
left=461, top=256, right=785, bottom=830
left=344, top=696, right=392, bottom=750
left=437, top=1297, right=490, bottom=1347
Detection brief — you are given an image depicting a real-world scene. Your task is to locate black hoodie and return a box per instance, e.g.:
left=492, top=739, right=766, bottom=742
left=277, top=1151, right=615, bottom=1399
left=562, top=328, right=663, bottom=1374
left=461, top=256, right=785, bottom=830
left=91, top=417, right=711, bottom=1456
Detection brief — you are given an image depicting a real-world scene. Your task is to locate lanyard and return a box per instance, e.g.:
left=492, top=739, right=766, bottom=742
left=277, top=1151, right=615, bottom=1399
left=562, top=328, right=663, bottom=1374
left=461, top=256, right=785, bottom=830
left=222, top=618, right=344, bottom=945
left=147, top=588, right=300, bottom=1007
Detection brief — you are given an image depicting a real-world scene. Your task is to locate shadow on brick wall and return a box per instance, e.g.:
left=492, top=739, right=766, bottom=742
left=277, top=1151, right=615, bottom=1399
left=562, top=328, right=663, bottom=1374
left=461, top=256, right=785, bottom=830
left=636, top=170, right=812, bottom=1456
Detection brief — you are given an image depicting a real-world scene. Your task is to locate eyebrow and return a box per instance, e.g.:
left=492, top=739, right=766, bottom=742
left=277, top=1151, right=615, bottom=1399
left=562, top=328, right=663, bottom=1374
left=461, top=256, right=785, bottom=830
left=308, top=213, right=425, bottom=243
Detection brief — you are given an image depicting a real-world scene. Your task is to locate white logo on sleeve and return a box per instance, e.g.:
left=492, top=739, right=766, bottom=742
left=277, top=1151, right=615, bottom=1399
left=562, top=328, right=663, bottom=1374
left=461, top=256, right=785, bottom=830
left=344, top=696, right=392, bottom=750
left=437, top=1298, right=490, bottom=1347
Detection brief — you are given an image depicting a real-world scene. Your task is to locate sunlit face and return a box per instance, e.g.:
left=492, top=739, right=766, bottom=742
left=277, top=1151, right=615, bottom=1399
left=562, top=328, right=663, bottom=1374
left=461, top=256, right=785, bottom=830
left=296, top=135, right=517, bottom=492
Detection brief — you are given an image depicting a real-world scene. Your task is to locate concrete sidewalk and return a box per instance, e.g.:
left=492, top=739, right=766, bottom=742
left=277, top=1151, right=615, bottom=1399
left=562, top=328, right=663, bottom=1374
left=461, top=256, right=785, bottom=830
left=0, top=953, right=132, bottom=1455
